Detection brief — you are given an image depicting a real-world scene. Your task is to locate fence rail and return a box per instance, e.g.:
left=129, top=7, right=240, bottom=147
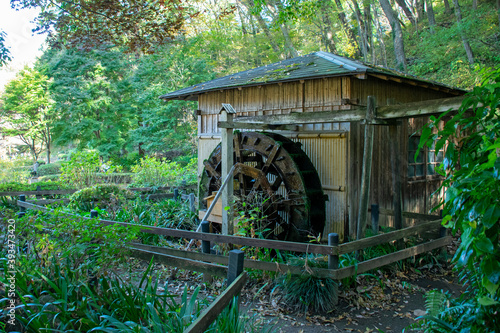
left=16, top=198, right=449, bottom=282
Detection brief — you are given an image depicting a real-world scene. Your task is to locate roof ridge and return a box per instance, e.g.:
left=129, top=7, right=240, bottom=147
left=314, top=51, right=367, bottom=72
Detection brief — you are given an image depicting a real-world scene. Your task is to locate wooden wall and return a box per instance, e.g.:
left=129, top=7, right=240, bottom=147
left=347, top=76, right=455, bottom=238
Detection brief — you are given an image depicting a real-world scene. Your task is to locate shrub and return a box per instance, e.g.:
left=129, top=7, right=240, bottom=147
left=69, top=184, right=135, bottom=212
left=0, top=159, right=30, bottom=184
left=0, top=181, right=70, bottom=192
left=61, top=150, right=101, bottom=188
left=37, top=161, right=65, bottom=176
left=131, top=156, right=197, bottom=188
left=278, top=272, right=338, bottom=313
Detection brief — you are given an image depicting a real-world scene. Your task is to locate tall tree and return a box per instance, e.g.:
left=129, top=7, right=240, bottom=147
left=379, top=0, right=407, bottom=71
left=0, top=66, right=53, bottom=161
left=333, top=0, right=361, bottom=56
left=452, top=0, right=474, bottom=64
left=426, top=0, right=437, bottom=33
left=10, top=0, right=192, bottom=54
left=395, top=0, right=417, bottom=25
left=44, top=48, right=137, bottom=157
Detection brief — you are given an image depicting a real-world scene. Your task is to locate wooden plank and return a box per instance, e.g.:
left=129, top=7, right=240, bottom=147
left=339, top=220, right=442, bottom=254
left=336, top=237, right=451, bottom=279
left=220, top=108, right=234, bottom=235
left=17, top=201, right=337, bottom=255
left=377, top=207, right=440, bottom=221
left=376, top=96, right=465, bottom=119
left=185, top=273, right=248, bottom=333
left=130, top=243, right=338, bottom=279
left=129, top=248, right=228, bottom=277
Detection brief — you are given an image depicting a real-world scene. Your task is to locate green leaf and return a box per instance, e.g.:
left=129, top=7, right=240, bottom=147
left=483, top=258, right=500, bottom=285
left=482, top=276, right=500, bottom=295
left=483, top=206, right=500, bottom=229
left=478, top=296, right=499, bottom=306
left=475, top=237, right=495, bottom=254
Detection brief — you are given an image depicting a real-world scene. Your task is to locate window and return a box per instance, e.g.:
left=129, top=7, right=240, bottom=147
left=408, top=136, right=444, bottom=178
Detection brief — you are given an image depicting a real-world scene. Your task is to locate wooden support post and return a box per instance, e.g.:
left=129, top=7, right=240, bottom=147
left=389, top=123, right=403, bottom=249
left=189, top=193, right=196, bottom=213
left=18, top=194, right=26, bottom=216
left=220, top=104, right=236, bottom=235
left=201, top=221, right=213, bottom=283
left=371, top=204, right=379, bottom=234
left=174, top=188, right=179, bottom=201
left=328, top=233, right=339, bottom=305
left=227, top=249, right=244, bottom=286
left=36, top=185, right=42, bottom=199
left=356, top=96, right=376, bottom=241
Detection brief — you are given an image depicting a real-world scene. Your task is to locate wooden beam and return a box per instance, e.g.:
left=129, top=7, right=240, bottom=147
left=339, top=219, right=442, bottom=254
left=356, top=96, right=376, bottom=241
left=220, top=105, right=235, bottom=235
left=129, top=248, right=228, bottom=277
left=336, top=237, right=451, bottom=279
left=376, top=96, right=466, bottom=119
left=218, top=121, right=298, bottom=131
left=227, top=96, right=466, bottom=126
left=388, top=99, right=403, bottom=249
left=233, top=108, right=366, bottom=125
left=185, top=273, right=248, bottom=333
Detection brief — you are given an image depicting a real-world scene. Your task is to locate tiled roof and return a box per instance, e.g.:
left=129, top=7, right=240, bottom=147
left=160, top=51, right=464, bottom=100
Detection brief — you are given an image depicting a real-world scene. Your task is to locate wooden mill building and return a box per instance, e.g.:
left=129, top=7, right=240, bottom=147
left=161, top=52, right=466, bottom=240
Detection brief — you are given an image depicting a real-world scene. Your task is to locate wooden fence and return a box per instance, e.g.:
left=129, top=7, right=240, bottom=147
left=16, top=198, right=450, bottom=282
left=15, top=196, right=451, bottom=327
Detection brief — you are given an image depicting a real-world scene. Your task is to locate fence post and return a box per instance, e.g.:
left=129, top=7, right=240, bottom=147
left=174, top=188, right=179, bottom=201
left=18, top=194, right=26, bottom=217
left=36, top=185, right=42, bottom=200
left=201, top=221, right=212, bottom=283
left=189, top=193, right=196, bottom=213
left=227, top=250, right=244, bottom=286
left=371, top=204, right=379, bottom=234
left=328, top=233, right=339, bottom=305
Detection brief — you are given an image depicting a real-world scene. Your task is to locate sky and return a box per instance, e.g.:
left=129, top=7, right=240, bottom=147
left=0, top=1, right=47, bottom=90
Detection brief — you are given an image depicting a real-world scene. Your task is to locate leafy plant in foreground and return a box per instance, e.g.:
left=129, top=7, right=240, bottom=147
left=417, top=66, right=500, bottom=331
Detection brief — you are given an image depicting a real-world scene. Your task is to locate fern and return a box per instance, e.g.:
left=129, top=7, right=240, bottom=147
left=424, top=290, right=448, bottom=317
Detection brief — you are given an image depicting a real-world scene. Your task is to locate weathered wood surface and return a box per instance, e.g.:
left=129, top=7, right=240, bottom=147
left=228, top=96, right=465, bottom=126
left=129, top=247, right=228, bottom=277
left=357, top=96, right=376, bottom=240
left=17, top=201, right=337, bottom=255
left=376, top=96, right=466, bottom=119
left=131, top=243, right=337, bottom=279
left=185, top=273, right=248, bottom=333
left=339, top=220, right=442, bottom=254
left=374, top=207, right=441, bottom=221
left=335, top=236, right=451, bottom=279
left=26, top=199, right=70, bottom=205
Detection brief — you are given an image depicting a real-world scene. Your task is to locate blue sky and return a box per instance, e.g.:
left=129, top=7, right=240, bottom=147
left=0, top=2, right=46, bottom=90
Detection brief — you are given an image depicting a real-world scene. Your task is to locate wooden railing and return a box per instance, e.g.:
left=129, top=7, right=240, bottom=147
left=16, top=198, right=450, bottom=282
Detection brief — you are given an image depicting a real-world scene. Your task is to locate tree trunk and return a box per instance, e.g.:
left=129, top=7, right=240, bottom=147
left=319, top=0, right=338, bottom=53
left=240, top=0, right=281, bottom=54
left=452, top=0, right=474, bottom=64
left=45, top=123, right=51, bottom=164
left=443, top=0, right=452, bottom=14
left=352, top=0, right=368, bottom=61
left=472, top=0, right=477, bottom=10
left=416, top=0, right=425, bottom=22
left=374, top=5, right=388, bottom=67
left=426, top=0, right=436, bottom=33
left=267, top=0, right=298, bottom=58
left=379, top=0, right=407, bottom=71
left=364, top=3, right=375, bottom=62
left=395, top=0, right=417, bottom=25
left=334, top=0, right=360, bottom=56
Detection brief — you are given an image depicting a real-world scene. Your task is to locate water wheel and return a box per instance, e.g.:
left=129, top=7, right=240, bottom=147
left=200, top=132, right=326, bottom=242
